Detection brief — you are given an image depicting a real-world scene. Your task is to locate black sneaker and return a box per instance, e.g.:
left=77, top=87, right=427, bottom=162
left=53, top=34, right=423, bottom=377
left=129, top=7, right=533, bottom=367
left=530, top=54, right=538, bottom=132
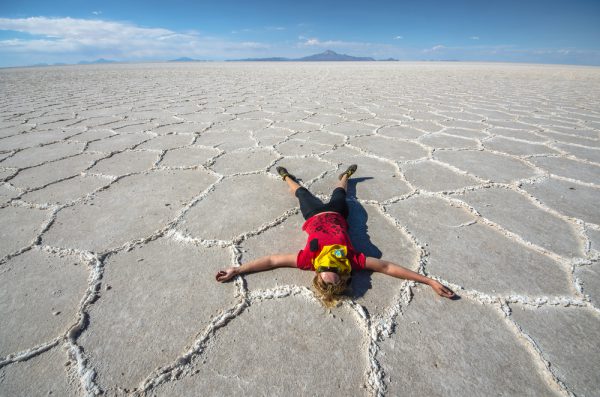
left=338, top=164, right=358, bottom=180
left=276, top=166, right=294, bottom=181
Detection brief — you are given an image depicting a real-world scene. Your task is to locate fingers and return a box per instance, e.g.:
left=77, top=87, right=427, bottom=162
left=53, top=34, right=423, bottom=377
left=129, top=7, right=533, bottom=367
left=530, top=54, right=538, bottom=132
left=215, top=271, right=227, bottom=282
left=440, top=287, right=455, bottom=298
left=431, top=282, right=455, bottom=299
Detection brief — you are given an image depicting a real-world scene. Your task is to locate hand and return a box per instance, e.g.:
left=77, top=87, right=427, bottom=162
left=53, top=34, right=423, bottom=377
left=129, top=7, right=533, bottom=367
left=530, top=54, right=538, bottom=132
left=429, top=280, right=455, bottom=299
left=215, top=267, right=238, bottom=282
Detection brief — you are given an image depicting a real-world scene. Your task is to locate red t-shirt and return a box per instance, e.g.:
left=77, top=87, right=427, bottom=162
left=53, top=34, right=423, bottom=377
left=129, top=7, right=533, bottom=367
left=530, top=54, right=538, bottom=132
left=296, top=212, right=366, bottom=271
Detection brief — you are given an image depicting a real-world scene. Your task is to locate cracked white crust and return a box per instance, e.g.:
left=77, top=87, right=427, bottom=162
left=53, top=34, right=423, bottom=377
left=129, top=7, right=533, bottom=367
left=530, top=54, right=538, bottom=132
left=0, top=62, right=599, bottom=397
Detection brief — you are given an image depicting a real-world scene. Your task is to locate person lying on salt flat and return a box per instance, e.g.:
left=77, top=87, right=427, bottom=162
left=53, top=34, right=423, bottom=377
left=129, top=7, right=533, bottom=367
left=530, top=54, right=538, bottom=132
left=216, top=164, right=455, bottom=306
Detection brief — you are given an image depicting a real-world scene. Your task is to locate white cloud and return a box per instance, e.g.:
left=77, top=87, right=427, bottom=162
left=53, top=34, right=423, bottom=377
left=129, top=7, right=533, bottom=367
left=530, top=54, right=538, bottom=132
left=1, top=17, right=598, bottom=66
left=294, top=36, right=409, bottom=59
left=394, top=36, right=403, bottom=40
left=0, top=38, right=80, bottom=53
left=470, top=36, right=480, bottom=40
left=0, top=17, right=173, bottom=43
left=423, top=44, right=446, bottom=53
left=303, top=38, right=321, bottom=46
left=0, top=17, right=272, bottom=61
left=298, top=37, right=368, bottom=48
left=92, top=11, right=102, bottom=15
left=414, top=43, right=600, bottom=65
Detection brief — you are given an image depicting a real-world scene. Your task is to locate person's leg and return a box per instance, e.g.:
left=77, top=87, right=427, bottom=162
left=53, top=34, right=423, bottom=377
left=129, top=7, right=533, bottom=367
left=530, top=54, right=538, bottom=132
left=336, top=173, right=349, bottom=191
left=326, top=165, right=357, bottom=218
left=276, top=166, right=326, bottom=219
left=277, top=166, right=302, bottom=194
left=326, top=186, right=349, bottom=218
left=295, top=187, right=326, bottom=220
left=284, top=175, right=302, bottom=194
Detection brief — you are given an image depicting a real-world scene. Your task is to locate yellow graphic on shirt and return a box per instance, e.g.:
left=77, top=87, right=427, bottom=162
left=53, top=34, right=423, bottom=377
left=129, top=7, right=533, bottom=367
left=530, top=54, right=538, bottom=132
left=313, top=244, right=351, bottom=274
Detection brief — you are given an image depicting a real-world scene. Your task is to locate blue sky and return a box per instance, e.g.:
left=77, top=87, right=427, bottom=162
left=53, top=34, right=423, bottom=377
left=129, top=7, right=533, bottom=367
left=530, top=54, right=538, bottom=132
left=1, top=0, right=599, bottom=67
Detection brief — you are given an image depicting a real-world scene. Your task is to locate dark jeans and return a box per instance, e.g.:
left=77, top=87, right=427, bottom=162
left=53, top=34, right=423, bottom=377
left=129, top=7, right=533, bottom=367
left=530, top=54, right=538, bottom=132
left=295, top=187, right=349, bottom=220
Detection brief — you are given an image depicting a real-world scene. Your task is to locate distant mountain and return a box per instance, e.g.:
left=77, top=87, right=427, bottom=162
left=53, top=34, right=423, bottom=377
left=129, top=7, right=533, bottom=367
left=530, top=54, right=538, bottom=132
left=78, top=58, right=117, bottom=65
left=168, top=57, right=207, bottom=62
left=379, top=58, right=399, bottom=61
left=298, top=50, right=375, bottom=61
left=227, top=50, right=375, bottom=62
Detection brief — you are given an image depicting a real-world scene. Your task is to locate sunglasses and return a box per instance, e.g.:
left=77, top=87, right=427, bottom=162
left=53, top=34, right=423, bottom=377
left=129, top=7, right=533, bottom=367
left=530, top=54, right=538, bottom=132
left=316, top=266, right=340, bottom=274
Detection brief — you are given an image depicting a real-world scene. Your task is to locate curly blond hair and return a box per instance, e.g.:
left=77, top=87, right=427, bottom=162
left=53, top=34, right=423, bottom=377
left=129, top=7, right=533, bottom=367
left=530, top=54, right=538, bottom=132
left=312, top=273, right=351, bottom=308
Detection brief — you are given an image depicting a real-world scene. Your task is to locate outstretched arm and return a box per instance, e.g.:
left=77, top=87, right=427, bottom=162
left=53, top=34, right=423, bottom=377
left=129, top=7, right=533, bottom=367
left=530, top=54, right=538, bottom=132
left=216, top=254, right=297, bottom=282
left=365, top=257, right=455, bottom=299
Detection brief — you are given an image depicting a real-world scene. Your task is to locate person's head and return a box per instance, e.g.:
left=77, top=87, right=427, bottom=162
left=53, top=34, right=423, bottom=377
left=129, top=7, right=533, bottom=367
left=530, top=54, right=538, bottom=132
left=312, top=271, right=351, bottom=307
left=312, top=245, right=352, bottom=306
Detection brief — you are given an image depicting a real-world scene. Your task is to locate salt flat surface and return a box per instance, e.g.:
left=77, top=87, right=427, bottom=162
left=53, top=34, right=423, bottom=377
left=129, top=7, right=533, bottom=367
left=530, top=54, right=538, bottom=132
left=0, top=62, right=599, bottom=396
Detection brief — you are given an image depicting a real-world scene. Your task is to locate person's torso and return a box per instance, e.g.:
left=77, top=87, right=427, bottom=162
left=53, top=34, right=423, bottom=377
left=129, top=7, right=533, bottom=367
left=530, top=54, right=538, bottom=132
left=301, top=212, right=357, bottom=271
left=302, top=212, right=353, bottom=246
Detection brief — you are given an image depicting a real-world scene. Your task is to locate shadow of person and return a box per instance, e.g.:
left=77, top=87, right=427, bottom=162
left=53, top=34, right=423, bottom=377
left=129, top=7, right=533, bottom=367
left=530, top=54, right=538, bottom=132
left=345, top=178, right=380, bottom=299
left=346, top=176, right=373, bottom=199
